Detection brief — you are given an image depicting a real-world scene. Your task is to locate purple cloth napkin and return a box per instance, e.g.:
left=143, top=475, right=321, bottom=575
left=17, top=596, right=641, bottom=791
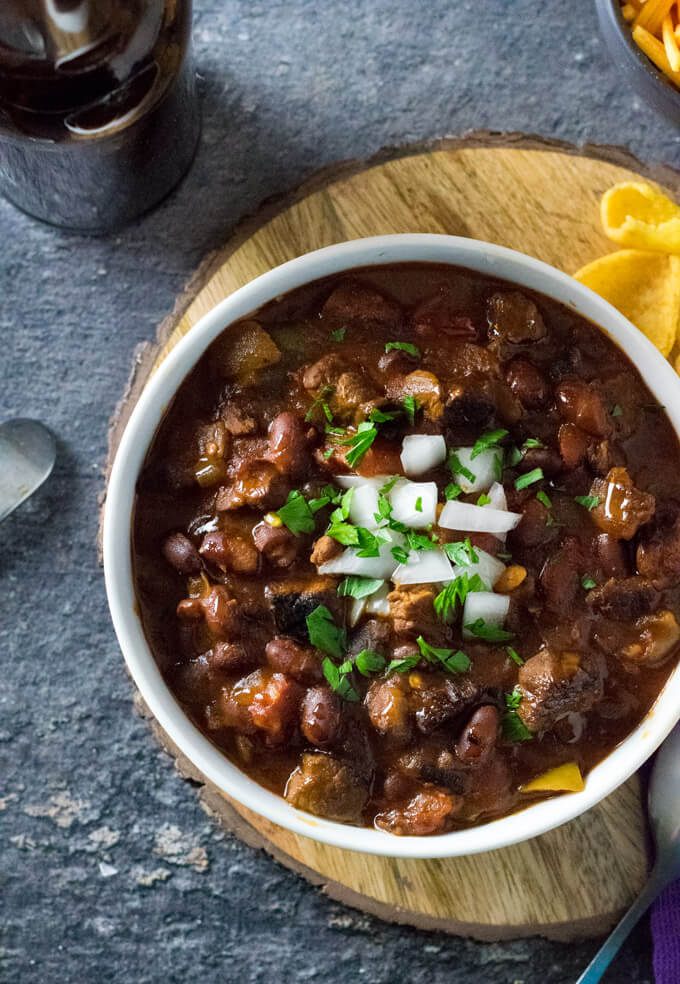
left=652, top=880, right=680, bottom=984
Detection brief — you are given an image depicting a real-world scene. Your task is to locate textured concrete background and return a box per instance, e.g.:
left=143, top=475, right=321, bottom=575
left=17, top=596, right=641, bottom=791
left=1, top=1, right=674, bottom=981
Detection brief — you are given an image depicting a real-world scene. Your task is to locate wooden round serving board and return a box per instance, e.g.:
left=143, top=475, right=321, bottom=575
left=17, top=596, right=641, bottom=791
left=108, top=133, right=680, bottom=942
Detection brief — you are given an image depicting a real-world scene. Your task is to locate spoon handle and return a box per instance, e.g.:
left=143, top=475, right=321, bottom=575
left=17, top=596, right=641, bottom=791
left=575, top=867, right=667, bottom=984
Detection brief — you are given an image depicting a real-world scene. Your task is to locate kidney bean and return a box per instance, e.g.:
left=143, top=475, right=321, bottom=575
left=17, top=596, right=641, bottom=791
left=268, top=412, right=309, bottom=477
left=162, top=532, right=202, bottom=574
left=556, top=381, right=611, bottom=438
left=300, top=686, right=343, bottom=746
left=456, top=705, right=499, bottom=765
left=505, top=357, right=550, bottom=409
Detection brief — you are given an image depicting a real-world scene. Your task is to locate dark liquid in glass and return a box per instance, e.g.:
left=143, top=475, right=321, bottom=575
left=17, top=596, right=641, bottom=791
left=0, top=1, right=199, bottom=231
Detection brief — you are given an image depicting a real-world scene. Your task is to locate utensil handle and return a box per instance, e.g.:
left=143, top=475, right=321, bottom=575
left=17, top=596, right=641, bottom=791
left=575, top=867, right=668, bottom=984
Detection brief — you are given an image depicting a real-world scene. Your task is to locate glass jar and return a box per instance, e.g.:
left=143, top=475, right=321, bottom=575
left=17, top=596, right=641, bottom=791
left=0, top=1, right=200, bottom=232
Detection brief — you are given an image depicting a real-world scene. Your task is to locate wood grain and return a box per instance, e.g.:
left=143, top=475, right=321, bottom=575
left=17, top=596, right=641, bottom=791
left=110, top=134, right=680, bottom=940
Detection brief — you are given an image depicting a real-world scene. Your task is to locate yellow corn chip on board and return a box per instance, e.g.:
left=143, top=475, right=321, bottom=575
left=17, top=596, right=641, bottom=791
left=602, top=182, right=680, bottom=253
left=520, top=762, right=585, bottom=795
left=574, top=249, right=680, bottom=357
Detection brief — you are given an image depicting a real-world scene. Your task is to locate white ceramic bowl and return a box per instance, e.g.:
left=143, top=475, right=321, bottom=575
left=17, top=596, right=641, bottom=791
left=104, top=234, right=680, bottom=858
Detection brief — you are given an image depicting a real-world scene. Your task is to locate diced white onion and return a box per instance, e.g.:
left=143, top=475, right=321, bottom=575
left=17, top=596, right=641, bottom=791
left=389, top=480, right=437, bottom=528
left=451, top=547, right=506, bottom=591
left=462, top=592, right=510, bottom=639
left=318, top=528, right=405, bottom=580
left=348, top=581, right=390, bottom=626
left=392, top=548, right=454, bottom=585
left=484, top=482, right=509, bottom=542
left=439, top=499, right=521, bottom=535
left=400, top=434, right=446, bottom=477
left=348, top=483, right=383, bottom=528
left=334, top=474, right=392, bottom=490
left=450, top=447, right=501, bottom=493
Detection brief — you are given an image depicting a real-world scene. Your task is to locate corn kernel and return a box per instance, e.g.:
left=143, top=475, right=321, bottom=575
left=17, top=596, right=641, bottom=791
left=265, top=512, right=283, bottom=527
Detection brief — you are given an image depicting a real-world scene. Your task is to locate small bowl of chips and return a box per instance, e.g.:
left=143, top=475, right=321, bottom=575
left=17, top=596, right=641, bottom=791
left=596, top=0, right=680, bottom=123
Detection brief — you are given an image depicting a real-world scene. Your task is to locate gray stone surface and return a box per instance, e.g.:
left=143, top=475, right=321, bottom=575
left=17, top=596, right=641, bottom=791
left=0, top=1, right=668, bottom=981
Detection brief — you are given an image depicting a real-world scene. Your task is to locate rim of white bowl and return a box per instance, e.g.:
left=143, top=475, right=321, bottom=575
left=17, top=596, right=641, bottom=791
left=104, top=234, right=680, bottom=859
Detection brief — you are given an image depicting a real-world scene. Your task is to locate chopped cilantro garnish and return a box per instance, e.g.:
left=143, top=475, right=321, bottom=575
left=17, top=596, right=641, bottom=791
left=391, top=545, right=409, bottom=564
left=448, top=451, right=476, bottom=485
left=581, top=575, right=596, bottom=590
left=445, top=483, right=463, bottom=500
left=323, top=446, right=335, bottom=460
left=434, top=573, right=486, bottom=622
left=387, top=654, right=420, bottom=674
left=515, top=468, right=544, bottom=491
left=416, top=635, right=471, bottom=673
left=341, top=421, right=378, bottom=468
left=354, top=649, right=386, bottom=676
left=476, top=493, right=491, bottom=506
left=326, top=519, right=360, bottom=545
left=379, top=475, right=400, bottom=495
left=338, top=576, right=383, bottom=599
left=493, top=453, right=503, bottom=481
left=325, top=424, right=345, bottom=436
left=415, top=496, right=423, bottom=512
left=611, top=404, right=623, bottom=417
left=502, top=686, right=533, bottom=742
left=465, top=617, right=514, bottom=642
left=307, top=605, right=347, bottom=659
left=369, top=407, right=397, bottom=423
left=385, top=341, right=420, bottom=358
left=574, top=495, right=600, bottom=510
left=505, top=445, right=523, bottom=468
left=322, top=657, right=359, bottom=702
left=356, top=527, right=386, bottom=558
left=405, top=531, right=437, bottom=552
left=403, top=394, right=419, bottom=425
left=536, top=490, right=552, bottom=509
left=275, top=490, right=316, bottom=536
left=522, top=437, right=545, bottom=449
left=505, top=646, right=524, bottom=666
left=304, top=385, right=334, bottom=423
left=497, top=551, right=512, bottom=561
left=330, top=327, right=346, bottom=342
left=471, top=429, right=508, bottom=460
left=443, top=538, right=479, bottom=567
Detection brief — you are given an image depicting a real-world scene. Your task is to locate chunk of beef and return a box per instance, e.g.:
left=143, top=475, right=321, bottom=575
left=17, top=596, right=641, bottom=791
left=365, top=675, right=411, bottom=739
left=204, top=641, right=255, bottom=674
left=590, top=467, right=655, bottom=540
left=637, top=508, right=680, bottom=588
left=455, top=705, right=500, bottom=766
left=252, top=521, right=298, bottom=568
left=586, top=439, right=626, bottom=477
left=331, top=369, right=382, bottom=424
left=510, top=496, right=556, bottom=550
left=268, top=412, right=310, bottom=478
left=284, top=753, right=368, bottom=823
left=310, top=534, right=343, bottom=566
left=391, top=746, right=467, bottom=795
left=302, top=352, right=346, bottom=391
left=520, top=445, right=563, bottom=478
left=586, top=576, right=658, bottom=620
left=265, top=576, right=342, bottom=641
left=321, top=281, right=402, bottom=329
left=556, top=380, right=611, bottom=438
left=443, top=386, right=496, bottom=443
left=265, top=636, right=323, bottom=683
left=540, top=538, right=580, bottom=614
left=177, top=584, right=240, bottom=638
left=221, top=405, right=257, bottom=435
left=199, top=530, right=260, bottom=573
left=622, top=611, right=680, bottom=667
left=595, top=533, right=631, bottom=579
left=249, top=672, right=303, bottom=743
left=385, top=369, right=443, bottom=420
left=411, top=287, right=479, bottom=340
left=388, top=585, right=437, bottom=637
left=558, top=423, right=589, bottom=469
left=300, top=686, right=343, bottom=746
left=410, top=676, right=483, bottom=735
left=505, top=357, right=550, bottom=409
left=207, top=685, right=257, bottom=734
left=375, top=784, right=460, bottom=836
left=487, top=291, right=547, bottom=344
left=347, top=618, right=391, bottom=656
left=162, top=532, right=202, bottom=575
left=517, top=648, right=604, bottom=732
left=216, top=459, right=288, bottom=511
left=458, top=756, right=514, bottom=822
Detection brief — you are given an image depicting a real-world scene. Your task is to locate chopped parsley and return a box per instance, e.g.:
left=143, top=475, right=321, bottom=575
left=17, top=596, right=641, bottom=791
left=387, top=654, right=420, bottom=674
left=476, top=493, right=491, bottom=506
left=304, top=385, right=334, bottom=423
left=445, top=483, right=463, bottom=500
left=493, top=453, right=503, bottom=481
left=405, top=531, right=437, bottom=552
left=536, top=490, right=552, bottom=509
left=611, top=404, right=623, bottom=418
left=505, top=646, right=524, bottom=666
left=505, top=445, right=523, bottom=468
left=341, top=421, right=378, bottom=468
left=354, top=649, right=386, bottom=676
left=356, top=527, right=387, bottom=558
left=443, top=538, right=479, bottom=566
left=391, top=545, right=410, bottom=564
left=385, top=341, right=420, bottom=358
left=417, top=635, right=470, bottom=673
left=502, top=686, right=533, bottom=742
left=465, top=617, right=514, bottom=642
left=338, top=576, right=384, bottom=599
left=522, top=437, right=545, bottom=449
left=415, top=496, right=423, bottom=512
left=574, top=494, right=600, bottom=510
left=330, top=327, right=346, bottom=342
left=448, top=451, right=476, bottom=485
left=322, top=657, right=359, bottom=702
left=515, top=467, right=544, bottom=491
left=403, top=394, right=419, bottom=425
left=326, top=519, right=360, bottom=545
left=581, top=575, right=597, bottom=590
left=434, top=572, right=486, bottom=622
left=275, top=490, right=316, bottom=536
left=379, top=475, right=400, bottom=495
left=471, top=429, right=508, bottom=460
left=369, top=407, right=397, bottom=423
left=307, top=605, right=347, bottom=660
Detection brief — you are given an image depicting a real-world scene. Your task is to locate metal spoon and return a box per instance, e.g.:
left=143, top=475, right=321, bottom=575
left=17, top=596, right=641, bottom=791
left=0, top=418, right=57, bottom=521
left=576, top=722, right=680, bottom=983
